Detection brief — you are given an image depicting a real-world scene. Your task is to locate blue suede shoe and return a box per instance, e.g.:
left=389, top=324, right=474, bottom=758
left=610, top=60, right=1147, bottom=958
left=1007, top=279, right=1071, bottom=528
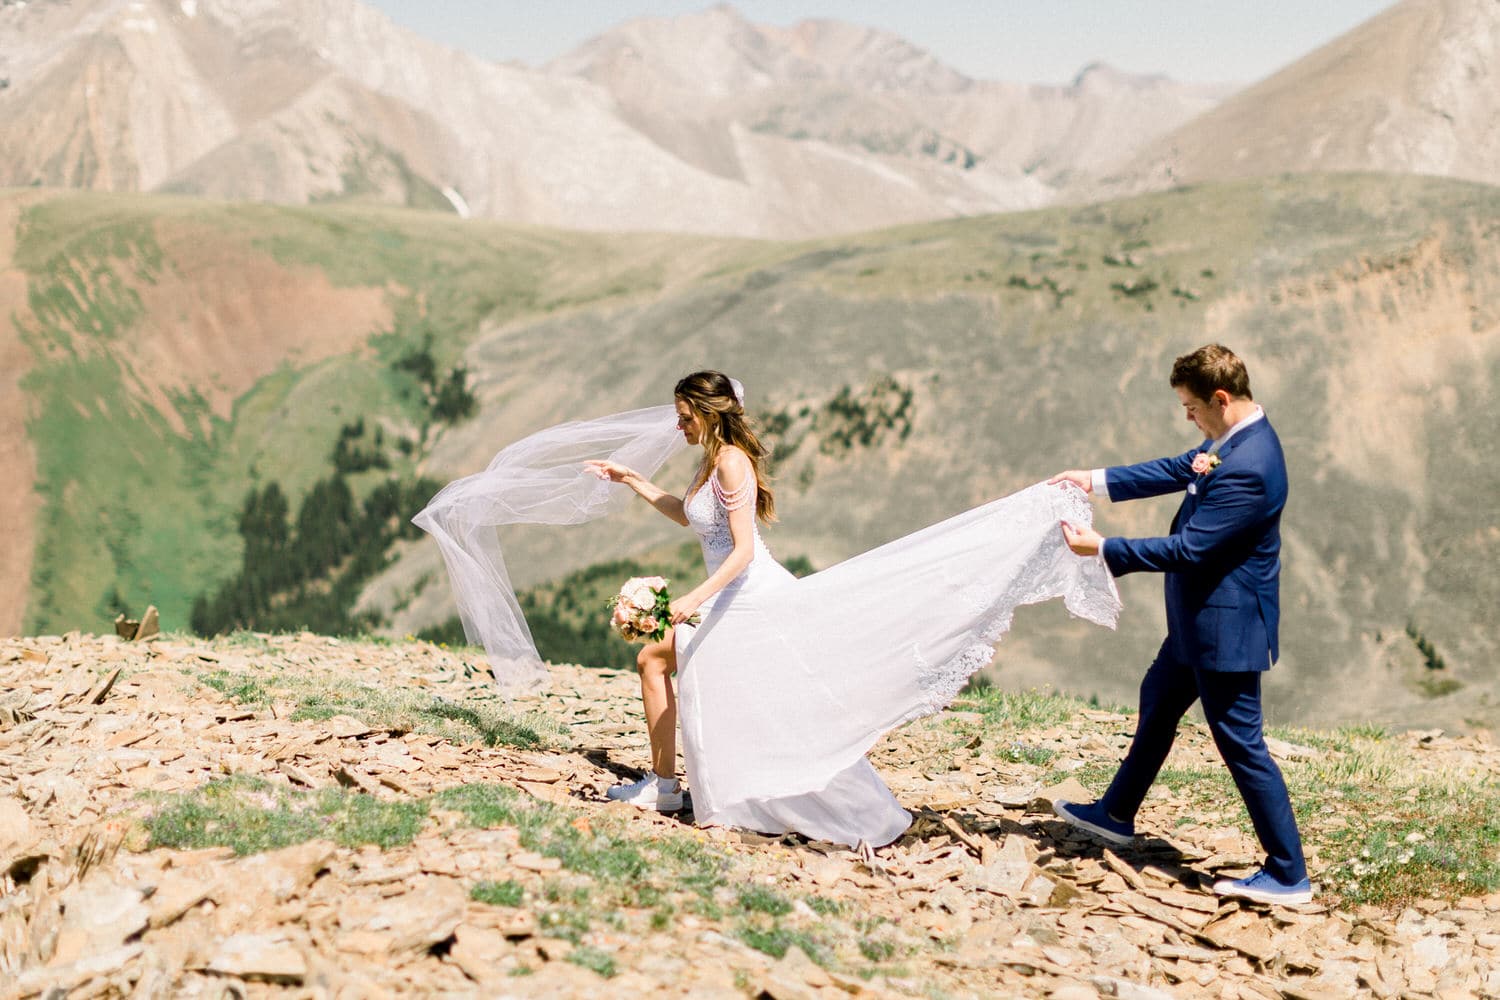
left=1053, top=799, right=1134, bottom=846
left=1212, top=869, right=1314, bottom=905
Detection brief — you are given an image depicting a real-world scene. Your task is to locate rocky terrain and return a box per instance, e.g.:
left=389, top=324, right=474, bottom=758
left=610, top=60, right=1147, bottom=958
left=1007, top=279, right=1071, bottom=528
left=4, top=631, right=1500, bottom=998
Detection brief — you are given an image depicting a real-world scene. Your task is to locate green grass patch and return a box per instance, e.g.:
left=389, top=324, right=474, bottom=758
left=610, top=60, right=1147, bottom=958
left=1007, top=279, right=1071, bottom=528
left=1067, top=761, right=1118, bottom=793
left=433, top=784, right=725, bottom=905
left=736, top=884, right=793, bottom=917
left=439, top=782, right=643, bottom=880
left=1269, top=723, right=1390, bottom=754
left=538, top=903, right=594, bottom=943
left=1265, top=731, right=1500, bottom=907
left=1314, top=785, right=1500, bottom=907
left=737, top=924, right=831, bottom=964
left=198, top=668, right=272, bottom=706
left=471, top=880, right=525, bottom=907
left=566, top=945, right=618, bottom=979
left=1154, top=765, right=1232, bottom=794
left=143, top=776, right=427, bottom=855
left=995, top=743, right=1058, bottom=767
left=951, top=687, right=1082, bottom=730
left=189, top=666, right=559, bottom=750
left=418, top=699, right=545, bottom=749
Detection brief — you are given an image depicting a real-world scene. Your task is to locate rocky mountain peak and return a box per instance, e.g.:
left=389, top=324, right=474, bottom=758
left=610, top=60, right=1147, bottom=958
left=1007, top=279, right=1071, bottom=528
left=1090, top=0, right=1500, bottom=197
left=552, top=3, right=974, bottom=99
left=769, top=15, right=974, bottom=93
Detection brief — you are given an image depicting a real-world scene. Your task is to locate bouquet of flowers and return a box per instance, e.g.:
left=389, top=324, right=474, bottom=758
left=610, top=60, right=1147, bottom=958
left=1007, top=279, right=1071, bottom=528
left=608, top=576, right=697, bottom=643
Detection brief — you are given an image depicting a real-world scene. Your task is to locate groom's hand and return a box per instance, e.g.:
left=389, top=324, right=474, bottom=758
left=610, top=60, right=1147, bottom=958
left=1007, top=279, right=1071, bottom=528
left=1060, top=521, right=1103, bottom=556
left=1048, top=470, right=1093, bottom=494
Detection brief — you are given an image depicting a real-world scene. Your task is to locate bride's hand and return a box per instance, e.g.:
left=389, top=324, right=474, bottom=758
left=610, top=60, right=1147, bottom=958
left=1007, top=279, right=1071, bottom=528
left=669, top=594, right=703, bottom=626
left=585, top=460, right=634, bottom=483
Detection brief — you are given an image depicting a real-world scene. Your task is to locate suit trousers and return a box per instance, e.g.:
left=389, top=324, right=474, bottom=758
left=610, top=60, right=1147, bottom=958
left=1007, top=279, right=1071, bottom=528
left=1100, top=642, right=1307, bottom=884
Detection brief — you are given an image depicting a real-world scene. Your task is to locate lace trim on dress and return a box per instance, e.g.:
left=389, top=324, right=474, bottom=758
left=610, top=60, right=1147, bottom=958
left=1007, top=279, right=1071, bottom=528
left=685, top=466, right=771, bottom=578
left=894, top=483, right=1120, bottom=727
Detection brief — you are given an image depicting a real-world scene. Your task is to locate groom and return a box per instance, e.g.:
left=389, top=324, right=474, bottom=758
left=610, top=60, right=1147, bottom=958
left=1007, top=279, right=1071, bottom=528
left=1047, top=344, right=1311, bottom=905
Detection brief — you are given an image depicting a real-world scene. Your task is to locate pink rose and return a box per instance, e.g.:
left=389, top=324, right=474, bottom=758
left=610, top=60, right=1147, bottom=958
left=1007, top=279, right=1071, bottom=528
left=1191, top=452, right=1216, bottom=475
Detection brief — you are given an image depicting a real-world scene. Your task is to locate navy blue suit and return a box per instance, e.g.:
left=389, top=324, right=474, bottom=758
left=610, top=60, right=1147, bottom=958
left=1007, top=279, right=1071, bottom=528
left=1098, top=415, right=1305, bottom=883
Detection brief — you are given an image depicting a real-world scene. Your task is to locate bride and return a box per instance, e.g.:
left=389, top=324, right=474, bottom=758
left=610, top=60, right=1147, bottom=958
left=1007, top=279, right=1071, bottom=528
left=586, top=370, right=912, bottom=846
left=414, top=370, right=1120, bottom=849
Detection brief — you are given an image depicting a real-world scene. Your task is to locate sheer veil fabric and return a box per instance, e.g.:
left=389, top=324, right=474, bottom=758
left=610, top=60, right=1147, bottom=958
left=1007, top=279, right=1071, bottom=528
left=414, top=399, right=1123, bottom=844
left=411, top=405, right=689, bottom=689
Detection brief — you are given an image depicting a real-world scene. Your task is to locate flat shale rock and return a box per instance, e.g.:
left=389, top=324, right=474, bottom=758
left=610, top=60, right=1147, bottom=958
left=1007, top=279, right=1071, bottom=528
left=50, top=877, right=150, bottom=965
left=202, top=932, right=309, bottom=983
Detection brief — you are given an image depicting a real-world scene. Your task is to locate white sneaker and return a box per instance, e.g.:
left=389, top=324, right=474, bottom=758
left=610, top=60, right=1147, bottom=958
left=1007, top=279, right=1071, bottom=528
left=606, top=774, right=654, bottom=801
left=615, top=776, right=683, bottom=813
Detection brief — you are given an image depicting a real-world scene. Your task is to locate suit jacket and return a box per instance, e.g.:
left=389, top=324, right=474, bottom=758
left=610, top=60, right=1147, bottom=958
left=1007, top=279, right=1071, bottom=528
left=1101, top=416, right=1287, bottom=672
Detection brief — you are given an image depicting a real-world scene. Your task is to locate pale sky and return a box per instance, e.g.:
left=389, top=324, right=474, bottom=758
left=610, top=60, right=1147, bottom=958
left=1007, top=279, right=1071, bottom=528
left=363, top=1, right=1397, bottom=86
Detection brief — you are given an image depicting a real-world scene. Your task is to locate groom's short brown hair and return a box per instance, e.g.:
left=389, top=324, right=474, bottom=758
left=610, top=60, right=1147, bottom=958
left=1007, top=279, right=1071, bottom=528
left=1170, top=344, right=1252, bottom=402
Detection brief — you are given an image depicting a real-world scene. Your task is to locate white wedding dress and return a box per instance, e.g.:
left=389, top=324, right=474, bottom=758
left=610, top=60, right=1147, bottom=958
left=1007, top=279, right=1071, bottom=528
left=673, top=470, right=1120, bottom=848
left=413, top=401, right=1121, bottom=848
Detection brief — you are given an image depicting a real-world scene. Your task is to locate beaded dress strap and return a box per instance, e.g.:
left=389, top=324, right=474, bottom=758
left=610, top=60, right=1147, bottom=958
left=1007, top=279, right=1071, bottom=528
left=710, top=470, right=755, bottom=512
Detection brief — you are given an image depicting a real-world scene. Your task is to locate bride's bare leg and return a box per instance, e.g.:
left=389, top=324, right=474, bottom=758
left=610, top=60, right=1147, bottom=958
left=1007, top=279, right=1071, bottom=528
left=636, top=631, right=678, bottom=779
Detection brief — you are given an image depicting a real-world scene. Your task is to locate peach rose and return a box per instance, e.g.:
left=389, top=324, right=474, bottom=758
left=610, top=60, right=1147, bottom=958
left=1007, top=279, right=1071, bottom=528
left=622, top=580, right=656, bottom=611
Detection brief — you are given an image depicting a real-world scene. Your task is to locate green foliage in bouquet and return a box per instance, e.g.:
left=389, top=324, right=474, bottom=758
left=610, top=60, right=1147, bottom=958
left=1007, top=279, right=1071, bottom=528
left=608, top=576, right=686, bottom=644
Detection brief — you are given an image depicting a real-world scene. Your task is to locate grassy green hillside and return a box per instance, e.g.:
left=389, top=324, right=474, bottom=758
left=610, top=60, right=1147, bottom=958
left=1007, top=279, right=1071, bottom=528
left=7, top=175, right=1499, bottom=730
left=8, top=195, right=743, bottom=636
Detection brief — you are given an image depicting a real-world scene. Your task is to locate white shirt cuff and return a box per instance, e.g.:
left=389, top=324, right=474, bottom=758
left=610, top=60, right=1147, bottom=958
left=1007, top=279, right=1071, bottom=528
left=1091, top=468, right=1109, bottom=499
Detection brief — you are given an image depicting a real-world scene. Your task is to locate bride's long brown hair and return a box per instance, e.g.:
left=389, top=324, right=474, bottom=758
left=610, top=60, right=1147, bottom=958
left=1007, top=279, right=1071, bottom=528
left=675, top=370, right=776, bottom=523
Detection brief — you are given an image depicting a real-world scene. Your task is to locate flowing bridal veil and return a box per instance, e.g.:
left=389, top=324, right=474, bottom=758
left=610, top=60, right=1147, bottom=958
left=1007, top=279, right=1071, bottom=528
left=412, top=404, right=690, bottom=689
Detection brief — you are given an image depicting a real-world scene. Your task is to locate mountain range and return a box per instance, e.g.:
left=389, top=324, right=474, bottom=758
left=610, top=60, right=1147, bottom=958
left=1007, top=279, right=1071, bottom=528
left=6, top=0, right=1499, bottom=236
left=0, top=0, right=1224, bottom=237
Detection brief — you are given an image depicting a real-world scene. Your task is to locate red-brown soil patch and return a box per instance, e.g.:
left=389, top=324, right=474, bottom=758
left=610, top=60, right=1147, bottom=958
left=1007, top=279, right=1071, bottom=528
left=127, top=219, right=396, bottom=434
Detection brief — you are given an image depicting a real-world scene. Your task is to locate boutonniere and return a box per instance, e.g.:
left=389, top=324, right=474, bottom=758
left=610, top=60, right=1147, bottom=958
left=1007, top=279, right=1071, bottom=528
left=1191, top=452, right=1222, bottom=476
